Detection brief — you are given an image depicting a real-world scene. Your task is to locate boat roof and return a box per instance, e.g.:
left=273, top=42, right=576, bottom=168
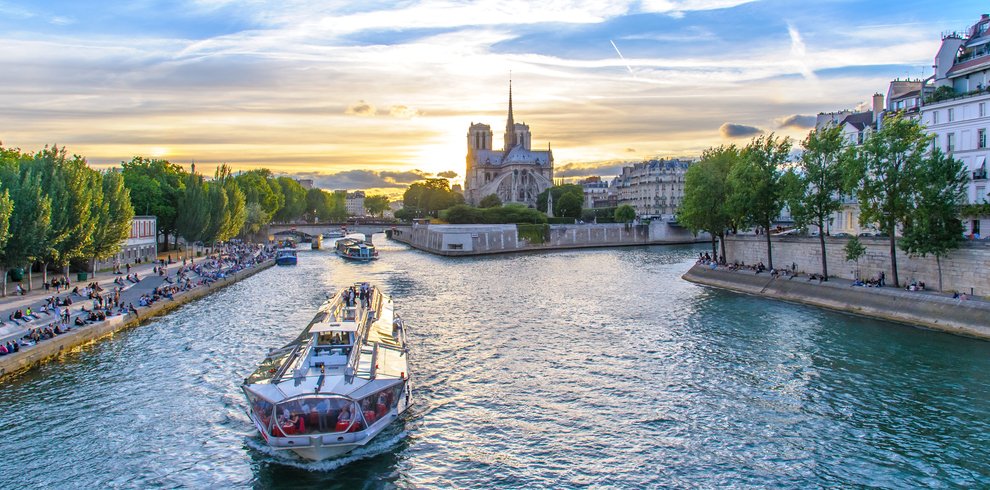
left=310, top=322, right=356, bottom=333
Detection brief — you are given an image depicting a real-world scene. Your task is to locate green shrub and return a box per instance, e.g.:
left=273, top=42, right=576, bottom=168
left=547, top=217, right=576, bottom=224
left=517, top=223, right=550, bottom=243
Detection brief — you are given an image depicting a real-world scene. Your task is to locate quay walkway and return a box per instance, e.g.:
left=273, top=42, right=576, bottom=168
left=0, top=249, right=275, bottom=380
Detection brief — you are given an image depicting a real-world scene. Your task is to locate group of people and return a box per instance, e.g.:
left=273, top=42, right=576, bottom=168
left=342, top=283, right=375, bottom=308
left=852, top=272, right=886, bottom=288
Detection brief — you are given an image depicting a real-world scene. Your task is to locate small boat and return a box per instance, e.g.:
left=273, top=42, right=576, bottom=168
left=335, top=237, right=378, bottom=262
left=275, top=248, right=298, bottom=266
left=242, top=284, right=411, bottom=461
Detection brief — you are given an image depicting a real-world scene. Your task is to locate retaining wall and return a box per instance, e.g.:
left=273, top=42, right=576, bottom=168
left=0, top=259, right=275, bottom=381
left=683, top=264, right=990, bottom=340
left=391, top=222, right=706, bottom=256
left=724, top=235, right=990, bottom=296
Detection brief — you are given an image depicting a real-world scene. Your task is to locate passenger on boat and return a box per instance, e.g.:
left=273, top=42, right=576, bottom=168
left=335, top=405, right=356, bottom=432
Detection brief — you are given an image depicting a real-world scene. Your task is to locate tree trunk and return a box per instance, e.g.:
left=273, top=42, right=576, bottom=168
left=1, top=266, right=7, bottom=297
left=936, top=255, right=943, bottom=293
left=41, top=261, right=48, bottom=285
left=818, top=220, right=828, bottom=280
left=711, top=235, right=717, bottom=259
left=26, top=263, right=32, bottom=291
left=764, top=222, right=773, bottom=270
left=719, top=232, right=727, bottom=264
left=888, top=229, right=899, bottom=288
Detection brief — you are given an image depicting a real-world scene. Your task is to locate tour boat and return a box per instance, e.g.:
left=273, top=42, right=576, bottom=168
left=242, top=283, right=411, bottom=461
left=275, top=248, right=298, bottom=266
left=335, top=237, right=379, bottom=262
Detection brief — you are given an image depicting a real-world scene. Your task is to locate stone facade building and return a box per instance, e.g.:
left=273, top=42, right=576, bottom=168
left=464, top=82, right=554, bottom=208
left=611, top=159, right=692, bottom=219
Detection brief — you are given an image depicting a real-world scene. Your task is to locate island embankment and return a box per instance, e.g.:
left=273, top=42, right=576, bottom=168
left=682, top=263, right=990, bottom=340
left=389, top=221, right=708, bottom=256
left=0, top=259, right=275, bottom=380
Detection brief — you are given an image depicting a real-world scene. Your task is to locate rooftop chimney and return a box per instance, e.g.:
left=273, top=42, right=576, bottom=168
left=872, top=93, right=884, bottom=125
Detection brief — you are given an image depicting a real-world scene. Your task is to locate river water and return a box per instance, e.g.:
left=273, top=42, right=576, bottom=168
left=1, top=238, right=988, bottom=488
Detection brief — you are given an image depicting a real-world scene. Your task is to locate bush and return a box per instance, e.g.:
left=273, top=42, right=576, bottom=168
left=442, top=204, right=482, bottom=223
left=614, top=205, right=636, bottom=223
left=479, top=194, right=502, bottom=208
left=517, top=223, right=550, bottom=243
left=442, top=203, right=547, bottom=224
left=547, top=217, right=576, bottom=224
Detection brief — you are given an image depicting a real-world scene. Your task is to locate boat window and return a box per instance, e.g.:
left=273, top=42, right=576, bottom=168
left=272, top=397, right=364, bottom=436
left=317, top=331, right=352, bottom=346
left=245, top=391, right=275, bottom=435
left=358, top=382, right=405, bottom=426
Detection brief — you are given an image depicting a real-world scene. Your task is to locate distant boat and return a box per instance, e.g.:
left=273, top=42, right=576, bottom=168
left=335, top=237, right=378, bottom=262
left=242, top=283, right=411, bottom=461
left=275, top=248, right=298, bottom=266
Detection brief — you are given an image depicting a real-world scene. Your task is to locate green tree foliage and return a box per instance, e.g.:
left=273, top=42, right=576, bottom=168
left=304, top=188, right=328, bottom=222
left=479, top=194, right=502, bottom=208
left=614, top=204, right=636, bottom=224
left=30, top=146, right=98, bottom=277
left=364, top=194, right=390, bottom=217
left=442, top=203, right=547, bottom=224
left=537, top=184, right=583, bottom=215
left=853, top=114, right=931, bottom=287
left=844, top=236, right=867, bottom=279
left=678, top=145, right=739, bottom=259
left=0, top=149, right=50, bottom=295
left=899, top=148, right=968, bottom=291
left=202, top=181, right=229, bottom=244
left=325, top=190, right=349, bottom=221
left=236, top=169, right=284, bottom=224
left=175, top=172, right=211, bottom=251
left=86, top=170, right=134, bottom=273
left=216, top=165, right=246, bottom=241
left=402, top=179, right=464, bottom=218
left=120, top=157, right=184, bottom=250
left=274, top=177, right=307, bottom=223
left=243, top=202, right=267, bottom=237
left=557, top=192, right=583, bottom=219
left=728, top=134, right=792, bottom=269
left=787, top=125, right=853, bottom=280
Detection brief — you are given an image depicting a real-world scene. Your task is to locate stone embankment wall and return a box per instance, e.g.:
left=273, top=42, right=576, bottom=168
left=0, top=260, right=275, bottom=380
left=725, top=235, right=990, bottom=296
left=391, top=221, right=706, bottom=256
left=683, top=264, right=990, bottom=340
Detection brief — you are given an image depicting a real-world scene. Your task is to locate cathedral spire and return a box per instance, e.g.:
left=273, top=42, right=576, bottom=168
left=504, top=77, right=515, bottom=151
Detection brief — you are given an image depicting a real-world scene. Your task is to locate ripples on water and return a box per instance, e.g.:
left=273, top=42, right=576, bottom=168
left=1, top=237, right=988, bottom=488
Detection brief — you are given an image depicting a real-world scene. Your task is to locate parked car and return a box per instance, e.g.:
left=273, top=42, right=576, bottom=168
left=833, top=232, right=852, bottom=238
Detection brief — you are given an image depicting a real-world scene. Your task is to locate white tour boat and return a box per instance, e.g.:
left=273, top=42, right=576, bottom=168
left=242, top=283, right=411, bottom=461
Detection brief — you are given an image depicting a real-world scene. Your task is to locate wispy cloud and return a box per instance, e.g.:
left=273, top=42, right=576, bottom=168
left=720, top=123, right=763, bottom=138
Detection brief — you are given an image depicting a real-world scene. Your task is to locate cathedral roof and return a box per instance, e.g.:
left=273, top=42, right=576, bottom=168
left=503, top=146, right=551, bottom=165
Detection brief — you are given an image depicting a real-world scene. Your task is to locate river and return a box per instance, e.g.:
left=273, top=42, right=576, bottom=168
left=1, top=237, right=988, bottom=488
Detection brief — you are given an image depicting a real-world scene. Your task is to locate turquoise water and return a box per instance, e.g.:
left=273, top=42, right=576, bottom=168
left=0, top=238, right=988, bottom=488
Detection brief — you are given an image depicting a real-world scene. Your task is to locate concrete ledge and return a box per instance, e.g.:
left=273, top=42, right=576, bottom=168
left=682, top=264, right=990, bottom=340
left=0, top=259, right=275, bottom=381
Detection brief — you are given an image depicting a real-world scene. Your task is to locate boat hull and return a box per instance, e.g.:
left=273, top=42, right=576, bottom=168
left=275, top=257, right=298, bottom=265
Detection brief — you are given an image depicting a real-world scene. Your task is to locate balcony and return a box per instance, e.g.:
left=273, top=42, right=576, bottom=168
left=974, top=169, right=988, bottom=180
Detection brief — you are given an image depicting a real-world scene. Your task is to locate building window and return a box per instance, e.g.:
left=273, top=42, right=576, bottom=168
left=857, top=131, right=864, bottom=145
left=981, top=103, right=987, bottom=118
left=980, top=129, right=987, bottom=149
left=947, top=133, right=955, bottom=152
left=932, top=111, right=939, bottom=125
left=948, top=108, right=955, bottom=122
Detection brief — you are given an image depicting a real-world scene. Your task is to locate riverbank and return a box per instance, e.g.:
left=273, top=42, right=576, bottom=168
left=682, top=263, right=990, bottom=340
left=390, top=222, right=707, bottom=256
left=0, top=258, right=275, bottom=381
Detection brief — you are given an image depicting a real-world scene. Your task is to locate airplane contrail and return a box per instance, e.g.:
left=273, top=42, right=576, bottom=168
left=610, top=39, right=635, bottom=75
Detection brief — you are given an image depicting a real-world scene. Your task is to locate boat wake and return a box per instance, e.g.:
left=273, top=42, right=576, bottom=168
left=244, top=431, right=408, bottom=472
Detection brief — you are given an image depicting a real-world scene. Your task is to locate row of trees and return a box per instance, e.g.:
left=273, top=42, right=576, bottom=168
left=0, top=146, right=135, bottom=296
left=120, top=158, right=391, bottom=252
left=679, top=114, right=968, bottom=290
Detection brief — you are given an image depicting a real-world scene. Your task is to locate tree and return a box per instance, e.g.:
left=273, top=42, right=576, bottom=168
left=898, top=148, right=968, bottom=292
left=403, top=179, right=463, bottom=218
left=236, top=169, right=284, bottom=224
left=679, top=145, right=740, bottom=260
left=120, top=157, right=185, bottom=251
left=728, top=134, right=792, bottom=270
left=787, top=125, right=852, bottom=280
left=175, top=172, right=211, bottom=256
left=614, top=204, right=636, bottom=224
left=854, top=113, right=931, bottom=287
left=86, top=170, right=134, bottom=274
left=844, top=236, right=867, bottom=280
left=537, top=184, right=583, bottom=215
left=242, top=202, right=267, bottom=237
left=30, top=146, right=98, bottom=279
left=325, top=190, right=349, bottom=222
left=0, top=149, right=49, bottom=295
left=202, top=181, right=230, bottom=244
left=274, top=177, right=307, bottom=223
left=215, top=165, right=246, bottom=241
left=557, top=192, right=583, bottom=219
left=304, top=188, right=328, bottom=222
left=479, top=194, right=502, bottom=208
left=364, top=194, right=390, bottom=217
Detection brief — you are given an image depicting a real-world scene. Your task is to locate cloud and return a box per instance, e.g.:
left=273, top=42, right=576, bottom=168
left=719, top=123, right=763, bottom=138
left=436, top=170, right=458, bottom=178
left=345, top=100, right=376, bottom=116
left=291, top=169, right=431, bottom=190
left=555, top=161, right=631, bottom=178
left=386, top=105, right=423, bottom=118
left=776, top=114, right=816, bottom=129
left=788, top=23, right=818, bottom=82
left=625, top=147, right=636, bottom=153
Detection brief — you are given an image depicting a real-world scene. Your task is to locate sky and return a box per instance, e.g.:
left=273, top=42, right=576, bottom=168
left=0, top=0, right=983, bottom=195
